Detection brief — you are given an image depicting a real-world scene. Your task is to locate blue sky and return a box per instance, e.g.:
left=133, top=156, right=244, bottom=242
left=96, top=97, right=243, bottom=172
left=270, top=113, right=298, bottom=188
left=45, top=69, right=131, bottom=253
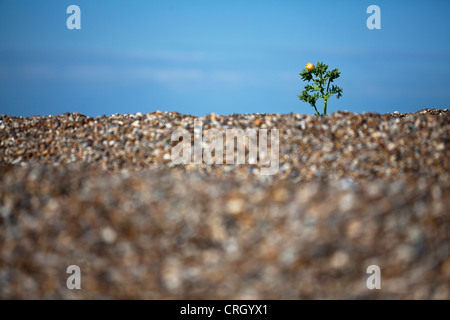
left=0, top=0, right=449, bottom=117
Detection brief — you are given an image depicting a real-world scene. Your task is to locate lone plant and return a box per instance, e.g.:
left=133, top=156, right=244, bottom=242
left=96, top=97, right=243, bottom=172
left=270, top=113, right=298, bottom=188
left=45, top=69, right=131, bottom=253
left=297, top=61, right=343, bottom=116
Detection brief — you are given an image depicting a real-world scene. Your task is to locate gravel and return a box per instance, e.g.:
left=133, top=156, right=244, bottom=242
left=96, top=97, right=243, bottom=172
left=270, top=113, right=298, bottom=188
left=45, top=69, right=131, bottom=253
left=0, top=108, right=449, bottom=299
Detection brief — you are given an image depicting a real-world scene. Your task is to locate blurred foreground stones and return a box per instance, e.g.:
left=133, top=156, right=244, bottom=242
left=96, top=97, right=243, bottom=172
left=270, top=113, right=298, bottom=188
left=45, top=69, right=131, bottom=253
left=0, top=109, right=449, bottom=299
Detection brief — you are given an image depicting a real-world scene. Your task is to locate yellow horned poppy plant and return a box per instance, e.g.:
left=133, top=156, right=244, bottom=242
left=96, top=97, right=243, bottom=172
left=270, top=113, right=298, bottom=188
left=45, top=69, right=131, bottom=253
left=298, top=61, right=343, bottom=116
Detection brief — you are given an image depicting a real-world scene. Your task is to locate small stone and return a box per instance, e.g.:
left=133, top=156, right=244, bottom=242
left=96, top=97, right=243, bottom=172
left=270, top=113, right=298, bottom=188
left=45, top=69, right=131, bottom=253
left=440, top=258, right=450, bottom=277
left=346, top=220, right=362, bottom=239
left=339, top=193, right=355, bottom=211
left=226, top=198, right=245, bottom=214
left=394, top=245, right=416, bottom=264
left=273, top=188, right=289, bottom=202
left=330, top=251, right=350, bottom=269
left=161, top=258, right=181, bottom=292
left=101, top=227, right=117, bottom=244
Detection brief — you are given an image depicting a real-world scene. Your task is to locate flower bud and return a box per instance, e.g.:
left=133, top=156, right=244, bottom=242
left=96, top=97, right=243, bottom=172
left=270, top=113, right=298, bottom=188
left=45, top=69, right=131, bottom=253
left=305, top=62, right=315, bottom=71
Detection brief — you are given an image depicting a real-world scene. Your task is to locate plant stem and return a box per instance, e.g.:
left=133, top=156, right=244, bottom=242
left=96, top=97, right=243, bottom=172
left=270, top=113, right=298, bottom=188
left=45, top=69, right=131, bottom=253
left=323, top=78, right=331, bottom=115
left=313, top=104, right=321, bottom=116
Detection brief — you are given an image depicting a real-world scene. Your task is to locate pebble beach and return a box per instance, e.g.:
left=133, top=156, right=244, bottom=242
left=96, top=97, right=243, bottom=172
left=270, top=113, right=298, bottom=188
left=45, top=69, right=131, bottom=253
left=0, top=108, right=449, bottom=299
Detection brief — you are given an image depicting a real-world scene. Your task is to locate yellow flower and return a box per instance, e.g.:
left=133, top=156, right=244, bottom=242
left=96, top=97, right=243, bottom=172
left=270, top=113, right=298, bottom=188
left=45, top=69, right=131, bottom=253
left=305, top=62, right=315, bottom=71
